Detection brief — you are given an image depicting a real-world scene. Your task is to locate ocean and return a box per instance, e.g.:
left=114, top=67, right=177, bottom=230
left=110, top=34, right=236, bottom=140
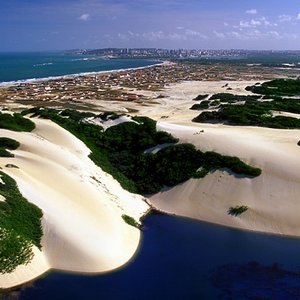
left=0, top=51, right=160, bottom=84
left=1, top=51, right=300, bottom=85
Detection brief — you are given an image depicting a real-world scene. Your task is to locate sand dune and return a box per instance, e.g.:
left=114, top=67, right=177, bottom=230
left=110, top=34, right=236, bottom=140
left=1, top=79, right=300, bottom=288
left=0, top=118, right=149, bottom=289
left=148, top=81, right=300, bottom=237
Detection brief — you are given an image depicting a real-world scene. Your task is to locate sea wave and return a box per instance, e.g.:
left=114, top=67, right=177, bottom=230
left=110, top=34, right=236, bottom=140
left=0, top=60, right=166, bottom=87
left=71, top=57, right=98, bottom=62
left=33, top=62, right=54, bottom=67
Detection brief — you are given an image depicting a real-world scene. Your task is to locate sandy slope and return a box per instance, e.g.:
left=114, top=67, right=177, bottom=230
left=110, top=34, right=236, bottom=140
left=0, top=118, right=149, bottom=289
left=147, top=81, right=300, bottom=237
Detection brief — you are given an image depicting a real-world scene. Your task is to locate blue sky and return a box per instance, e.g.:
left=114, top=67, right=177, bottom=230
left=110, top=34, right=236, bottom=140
left=1, top=0, right=300, bottom=51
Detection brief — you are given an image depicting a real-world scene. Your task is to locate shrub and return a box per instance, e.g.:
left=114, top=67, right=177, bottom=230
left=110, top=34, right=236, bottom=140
left=193, top=94, right=209, bottom=101
left=0, top=172, right=43, bottom=273
left=0, top=137, right=20, bottom=158
left=0, top=137, right=20, bottom=150
left=0, top=112, right=35, bottom=132
left=228, top=205, right=248, bottom=216
left=122, top=214, right=140, bottom=228
left=0, top=149, right=14, bottom=157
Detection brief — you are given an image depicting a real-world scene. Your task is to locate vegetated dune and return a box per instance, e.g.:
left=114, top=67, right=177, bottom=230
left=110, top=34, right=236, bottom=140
left=149, top=121, right=300, bottom=237
left=0, top=118, right=149, bottom=289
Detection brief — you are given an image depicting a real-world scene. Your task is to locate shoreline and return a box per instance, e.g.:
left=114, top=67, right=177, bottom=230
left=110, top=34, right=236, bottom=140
left=0, top=59, right=167, bottom=88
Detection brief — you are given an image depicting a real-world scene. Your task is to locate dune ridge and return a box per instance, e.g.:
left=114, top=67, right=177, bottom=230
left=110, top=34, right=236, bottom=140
left=0, top=118, right=149, bottom=289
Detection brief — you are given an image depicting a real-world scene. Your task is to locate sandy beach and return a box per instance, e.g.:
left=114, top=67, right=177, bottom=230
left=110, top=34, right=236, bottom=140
left=0, top=118, right=149, bottom=289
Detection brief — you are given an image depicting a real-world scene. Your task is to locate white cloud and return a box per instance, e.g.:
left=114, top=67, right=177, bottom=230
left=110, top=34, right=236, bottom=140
left=78, top=13, right=90, bottom=21
left=213, top=29, right=284, bottom=41
left=268, top=31, right=281, bottom=39
left=185, top=29, right=208, bottom=39
left=142, top=31, right=165, bottom=41
left=246, top=9, right=257, bottom=15
left=239, top=21, right=251, bottom=28
left=213, top=31, right=226, bottom=39
left=238, top=17, right=277, bottom=30
left=224, top=22, right=229, bottom=27
left=250, top=19, right=261, bottom=26
left=116, top=29, right=208, bottom=42
left=296, top=13, right=300, bottom=20
left=239, top=19, right=260, bottom=28
left=279, top=14, right=292, bottom=22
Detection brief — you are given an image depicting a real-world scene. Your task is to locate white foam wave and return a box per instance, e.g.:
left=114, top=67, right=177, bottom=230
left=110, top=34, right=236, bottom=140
left=33, top=62, right=53, bottom=67
left=71, top=57, right=98, bottom=62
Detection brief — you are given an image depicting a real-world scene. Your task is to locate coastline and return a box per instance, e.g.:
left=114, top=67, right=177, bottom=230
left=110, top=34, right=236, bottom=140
left=0, top=59, right=166, bottom=88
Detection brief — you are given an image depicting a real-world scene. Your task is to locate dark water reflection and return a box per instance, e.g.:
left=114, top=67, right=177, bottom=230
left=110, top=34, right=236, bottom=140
left=6, top=213, right=300, bottom=299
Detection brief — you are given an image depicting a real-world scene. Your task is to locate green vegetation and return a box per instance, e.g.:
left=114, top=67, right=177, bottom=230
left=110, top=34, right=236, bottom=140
left=0, top=172, right=43, bottom=273
left=228, top=205, right=249, bottom=216
left=190, top=94, right=261, bottom=111
left=0, top=112, right=35, bottom=132
left=193, top=95, right=300, bottom=129
left=246, top=79, right=300, bottom=96
left=122, top=214, right=140, bottom=228
left=22, top=107, right=261, bottom=195
left=209, top=93, right=260, bottom=103
left=190, top=100, right=210, bottom=110
left=0, top=137, right=20, bottom=158
left=193, top=94, right=209, bottom=101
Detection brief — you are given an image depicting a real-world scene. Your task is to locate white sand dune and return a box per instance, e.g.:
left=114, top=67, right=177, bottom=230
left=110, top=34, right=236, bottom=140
left=1, top=79, right=300, bottom=288
left=147, top=81, right=300, bottom=237
left=0, top=118, right=149, bottom=289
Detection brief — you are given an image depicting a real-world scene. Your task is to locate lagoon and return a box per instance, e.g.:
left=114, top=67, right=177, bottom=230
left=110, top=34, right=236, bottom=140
left=15, top=213, right=300, bottom=299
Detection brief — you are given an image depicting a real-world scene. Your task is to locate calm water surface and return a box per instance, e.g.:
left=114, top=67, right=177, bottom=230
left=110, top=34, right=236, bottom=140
left=16, top=213, right=300, bottom=300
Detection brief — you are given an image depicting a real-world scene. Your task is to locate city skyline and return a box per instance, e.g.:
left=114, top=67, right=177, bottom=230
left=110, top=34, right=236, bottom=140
left=1, top=0, right=300, bottom=51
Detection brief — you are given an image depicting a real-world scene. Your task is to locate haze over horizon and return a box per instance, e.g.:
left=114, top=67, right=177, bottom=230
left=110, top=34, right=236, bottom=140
left=1, top=0, right=300, bottom=52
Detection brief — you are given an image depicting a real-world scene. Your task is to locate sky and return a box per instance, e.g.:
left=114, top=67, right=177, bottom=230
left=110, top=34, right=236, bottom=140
left=1, top=0, right=300, bottom=51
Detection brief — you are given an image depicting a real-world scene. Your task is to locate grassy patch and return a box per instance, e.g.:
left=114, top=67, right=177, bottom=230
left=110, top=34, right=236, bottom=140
left=0, top=112, right=35, bottom=132
left=122, top=214, right=140, bottom=228
left=190, top=100, right=211, bottom=110
left=246, top=79, right=300, bottom=97
left=193, top=96, right=300, bottom=129
left=209, top=93, right=260, bottom=103
left=0, top=172, right=43, bottom=273
left=0, top=137, right=20, bottom=158
left=228, top=205, right=249, bottom=216
left=193, top=94, right=209, bottom=101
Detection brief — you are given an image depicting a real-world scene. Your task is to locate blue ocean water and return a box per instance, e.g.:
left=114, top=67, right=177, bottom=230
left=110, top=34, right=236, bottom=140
left=0, top=52, right=159, bottom=84
left=15, top=213, right=300, bottom=300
